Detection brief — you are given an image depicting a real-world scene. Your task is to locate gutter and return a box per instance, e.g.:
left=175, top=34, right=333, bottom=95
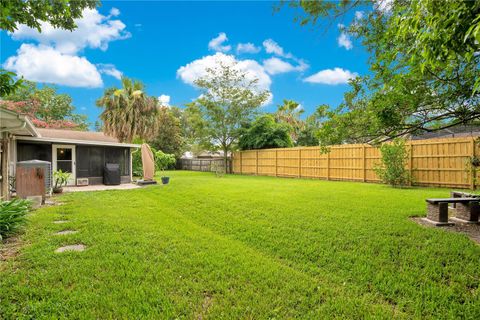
left=15, top=135, right=141, bottom=148
left=0, top=121, right=26, bottom=133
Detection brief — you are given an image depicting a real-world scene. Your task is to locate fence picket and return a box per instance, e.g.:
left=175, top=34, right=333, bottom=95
left=232, top=137, right=477, bottom=189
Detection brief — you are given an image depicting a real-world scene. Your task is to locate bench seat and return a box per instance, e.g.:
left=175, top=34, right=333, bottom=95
left=425, top=197, right=479, bottom=225
left=426, top=198, right=478, bottom=204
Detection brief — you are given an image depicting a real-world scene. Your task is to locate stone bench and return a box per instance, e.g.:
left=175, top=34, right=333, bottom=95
left=425, top=198, right=480, bottom=226
left=450, top=191, right=480, bottom=208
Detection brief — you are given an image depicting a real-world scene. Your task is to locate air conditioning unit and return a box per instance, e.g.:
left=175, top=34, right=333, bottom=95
left=76, top=178, right=89, bottom=186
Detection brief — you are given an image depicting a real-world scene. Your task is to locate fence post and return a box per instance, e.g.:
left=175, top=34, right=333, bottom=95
left=255, top=150, right=259, bottom=175
left=239, top=152, right=243, bottom=175
left=471, top=138, right=476, bottom=190
left=409, top=143, right=413, bottom=186
left=362, top=145, right=366, bottom=182
left=275, top=149, right=278, bottom=177
left=327, top=150, right=330, bottom=180
left=298, top=149, right=301, bottom=178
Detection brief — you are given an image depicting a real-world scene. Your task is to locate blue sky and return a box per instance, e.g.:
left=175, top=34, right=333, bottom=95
left=1, top=1, right=371, bottom=127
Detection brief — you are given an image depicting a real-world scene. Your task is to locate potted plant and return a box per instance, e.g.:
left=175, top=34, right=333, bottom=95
left=154, top=151, right=176, bottom=185
left=53, top=170, right=71, bottom=193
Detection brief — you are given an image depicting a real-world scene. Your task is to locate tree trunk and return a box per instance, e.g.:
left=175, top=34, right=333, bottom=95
left=223, top=146, right=229, bottom=174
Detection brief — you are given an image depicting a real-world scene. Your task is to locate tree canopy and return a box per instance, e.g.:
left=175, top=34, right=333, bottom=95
left=238, top=114, right=293, bottom=150
left=1, top=81, right=89, bottom=130
left=0, top=0, right=99, bottom=97
left=289, top=0, right=480, bottom=145
left=148, top=106, right=185, bottom=158
left=96, top=77, right=159, bottom=143
left=187, top=61, right=270, bottom=166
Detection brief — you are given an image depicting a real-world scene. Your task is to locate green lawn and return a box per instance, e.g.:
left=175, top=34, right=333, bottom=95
left=1, top=171, right=479, bottom=319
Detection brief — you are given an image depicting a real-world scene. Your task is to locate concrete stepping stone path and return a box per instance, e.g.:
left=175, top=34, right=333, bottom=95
left=55, top=244, right=86, bottom=253
left=54, top=230, right=78, bottom=235
left=53, top=220, right=69, bottom=224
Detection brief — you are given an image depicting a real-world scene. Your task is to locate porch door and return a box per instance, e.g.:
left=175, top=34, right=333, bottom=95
left=52, top=145, right=76, bottom=185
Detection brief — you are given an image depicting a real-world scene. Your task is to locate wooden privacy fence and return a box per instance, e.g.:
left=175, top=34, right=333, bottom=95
left=232, top=137, right=480, bottom=189
left=179, top=158, right=232, bottom=173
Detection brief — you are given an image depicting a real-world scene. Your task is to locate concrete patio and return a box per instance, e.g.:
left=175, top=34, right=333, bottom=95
left=64, top=184, right=141, bottom=192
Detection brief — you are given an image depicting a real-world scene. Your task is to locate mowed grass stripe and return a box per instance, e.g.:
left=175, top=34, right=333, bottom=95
left=0, top=171, right=479, bottom=319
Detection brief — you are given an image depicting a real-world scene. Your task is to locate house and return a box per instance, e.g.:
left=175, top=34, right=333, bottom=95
left=411, top=124, right=480, bottom=140
left=0, top=108, right=139, bottom=199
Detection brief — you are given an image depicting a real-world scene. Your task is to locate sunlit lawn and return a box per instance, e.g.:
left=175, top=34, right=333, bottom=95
left=1, top=171, right=479, bottom=319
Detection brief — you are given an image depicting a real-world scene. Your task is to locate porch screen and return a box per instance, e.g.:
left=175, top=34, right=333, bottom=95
left=76, top=146, right=130, bottom=178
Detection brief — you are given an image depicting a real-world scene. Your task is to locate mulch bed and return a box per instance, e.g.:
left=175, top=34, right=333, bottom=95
left=412, top=217, right=480, bottom=244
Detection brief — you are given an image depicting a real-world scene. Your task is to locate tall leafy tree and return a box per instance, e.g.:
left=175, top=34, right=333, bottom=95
left=238, top=114, right=293, bottom=150
left=148, top=106, right=185, bottom=158
left=188, top=61, right=270, bottom=169
left=288, top=0, right=480, bottom=144
left=296, top=105, right=328, bottom=146
left=96, top=77, right=159, bottom=143
left=1, top=81, right=89, bottom=130
left=0, top=0, right=99, bottom=96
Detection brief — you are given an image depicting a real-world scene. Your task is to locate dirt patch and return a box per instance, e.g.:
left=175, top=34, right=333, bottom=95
left=0, top=236, right=23, bottom=262
left=195, top=291, right=213, bottom=320
left=412, top=217, right=480, bottom=244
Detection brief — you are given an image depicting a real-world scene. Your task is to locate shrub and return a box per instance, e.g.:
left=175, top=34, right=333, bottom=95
left=154, top=150, right=176, bottom=173
left=374, top=139, right=411, bottom=187
left=132, top=146, right=176, bottom=177
left=132, top=149, right=143, bottom=177
left=0, top=198, right=31, bottom=240
left=53, top=170, right=71, bottom=190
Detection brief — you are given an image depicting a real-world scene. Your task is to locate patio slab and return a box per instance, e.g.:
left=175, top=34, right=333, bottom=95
left=64, top=184, right=140, bottom=192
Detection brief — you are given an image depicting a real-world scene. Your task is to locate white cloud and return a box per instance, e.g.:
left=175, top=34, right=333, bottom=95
left=109, top=7, right=120, bottom=17
left=208, top=32, right=231, bottom=52
left=10, top=8, right=130, bottom=54
left=158, top=94, right=171, bottom=107
left=375, top=0, right=393, bottom=12
left=338, top=32, right=353, bottom=50
left=263, top=57, right=308, bottom=75
left=303, top=68, right=358, bottom=85
left=236, top=42, right=261, bottom=54
left=3, top=44, right=103, bottom=88
left=262, top=39, right=293, bottom=59
left=5, top=8, right=129, bottom=88
left=355, top=11, right=364, bottom=20
left=177, top=52, right=272, bottom=104
left=97, top=63, right=122, bottom=80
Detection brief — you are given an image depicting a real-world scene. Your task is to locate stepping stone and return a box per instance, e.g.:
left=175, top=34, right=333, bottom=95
left=54, top=230, right=78, bottom=236
left=53, top=220, right=69, bottom=224
left=55, top=244, right=85, bottom=253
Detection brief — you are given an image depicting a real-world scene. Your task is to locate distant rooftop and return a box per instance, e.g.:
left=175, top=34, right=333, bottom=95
left=411, top=125, right=480, bottom=140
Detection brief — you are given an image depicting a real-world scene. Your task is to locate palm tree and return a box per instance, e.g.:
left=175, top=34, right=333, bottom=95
left=96, top=77, right=159, bottom=143
left=275, top=99, right=305, bottom=143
